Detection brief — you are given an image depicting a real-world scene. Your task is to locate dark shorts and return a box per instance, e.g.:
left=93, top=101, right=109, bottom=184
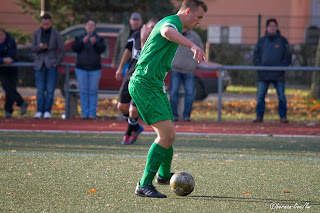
left=118, top=75, right=136, bottom=106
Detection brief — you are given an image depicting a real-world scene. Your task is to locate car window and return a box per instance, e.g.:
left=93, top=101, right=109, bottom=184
left=96, top=27, right=121, bottom=34
left=101, top=38, right=111, bottom=59
left=63, top=29, right=85, bottom=42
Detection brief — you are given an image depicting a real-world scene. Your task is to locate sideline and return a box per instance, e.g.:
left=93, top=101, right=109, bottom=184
left=0, top=129, right=319, bottom=138
left=1, top=152, right=320, bottom=162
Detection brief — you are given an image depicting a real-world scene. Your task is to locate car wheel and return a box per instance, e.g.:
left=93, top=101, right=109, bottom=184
left=194, top=78, right=208, bottom=101
left=58, top=73, right=78, bottom=97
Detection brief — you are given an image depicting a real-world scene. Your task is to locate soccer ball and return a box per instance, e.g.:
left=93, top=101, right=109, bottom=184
left=170, top=171, right=195, bottom=196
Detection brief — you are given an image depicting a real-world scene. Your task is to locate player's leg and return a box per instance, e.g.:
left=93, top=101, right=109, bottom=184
left=128, top=101, right=144, bottom=144
left=152, top=120, right=175, bottom=184
left=130, top=81, right=174, bottom=197
left=117, top=102, right=129, bottom=119
left=135, top=119, right=174, bottom=198
left=118, top=79, right=133, bottom=144
left=138, top=98, right=175, bottom=187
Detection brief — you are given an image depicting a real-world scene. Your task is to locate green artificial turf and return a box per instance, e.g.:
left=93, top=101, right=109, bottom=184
left=0, top=132, right=319, bottom=212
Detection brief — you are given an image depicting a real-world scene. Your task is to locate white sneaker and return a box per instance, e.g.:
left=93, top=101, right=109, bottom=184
left=43, top=111, right=51, bottom=119
left=34, top=111, right=43, bottom=119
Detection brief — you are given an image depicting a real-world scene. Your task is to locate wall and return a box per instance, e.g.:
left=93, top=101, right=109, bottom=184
left=0, top=0, right=38, bottom=34
left=200, top=0, right=311, bottom=44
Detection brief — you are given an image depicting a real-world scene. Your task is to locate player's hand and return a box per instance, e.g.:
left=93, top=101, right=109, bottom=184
left=191, top=44, right=206, bottom=63
left=3, top=57, right=14, bottom=64
left=83, top=35, right=89, bottom=43
left=115, top=69, right=122, bottom=80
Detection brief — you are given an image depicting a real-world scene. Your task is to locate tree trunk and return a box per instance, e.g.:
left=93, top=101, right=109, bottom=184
left=311, top=38, right=320, bottom=99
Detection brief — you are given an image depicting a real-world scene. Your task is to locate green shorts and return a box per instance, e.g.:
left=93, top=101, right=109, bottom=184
left=129, top=80, right=174, bottom=125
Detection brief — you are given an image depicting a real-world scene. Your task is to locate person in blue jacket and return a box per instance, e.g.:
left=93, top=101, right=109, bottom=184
left=0, top=27, right=28, bottom=118
left=253, top=18, right=292, bottom=123
left=72, top=19, right=106, bottom=119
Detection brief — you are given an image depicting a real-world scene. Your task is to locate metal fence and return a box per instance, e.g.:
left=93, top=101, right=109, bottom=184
left=212, top=65, right=320, bottom=121
left=1, top=62, right=320, bottom=121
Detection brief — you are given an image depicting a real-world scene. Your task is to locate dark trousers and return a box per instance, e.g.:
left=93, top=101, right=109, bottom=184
left=256, top=80, right=287, bottom=119
left=0, top=70, right=24, bottom=113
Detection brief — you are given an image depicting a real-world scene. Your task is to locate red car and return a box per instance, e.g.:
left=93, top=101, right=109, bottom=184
left=57, top=25, right=230, bottom=100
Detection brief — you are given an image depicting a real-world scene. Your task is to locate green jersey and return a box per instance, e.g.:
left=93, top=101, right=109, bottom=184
left=131, top=15, right=183, bottom=89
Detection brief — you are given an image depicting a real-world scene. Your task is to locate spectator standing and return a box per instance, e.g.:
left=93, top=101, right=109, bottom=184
left=0, top=28, right=28, bottom=118
left=72, top=19, right=106, bottom=119
left=253, top=18, right=292, bottom=123
left=170, top=29, right=203, bottom=121
left=32, top=14, right=64, bottom=119
left=115, top=18, right=158, bottom=145
left=111, top=12, right=142, bottom=70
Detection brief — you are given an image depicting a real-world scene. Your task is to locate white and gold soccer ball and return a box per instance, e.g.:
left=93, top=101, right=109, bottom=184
left=170, top=171, right=195, bottom=196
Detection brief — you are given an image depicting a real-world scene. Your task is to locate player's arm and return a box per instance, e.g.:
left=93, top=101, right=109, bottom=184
left=161, top=26, right=206, bottom=63
left=115, top=49, right=131, bottom=80
left=140, top=24, right=153, bottom=49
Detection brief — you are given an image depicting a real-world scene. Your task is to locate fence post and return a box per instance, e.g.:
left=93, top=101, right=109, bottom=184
left=65, top=65, right=70, bottom=119
left=217, top=67, right=223, bottom=122
left=258, top=14, right=261, bottom=40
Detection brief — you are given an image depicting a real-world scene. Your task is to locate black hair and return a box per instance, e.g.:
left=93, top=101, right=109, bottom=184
left=85, top=19, right=96, bottom=25
left=0, top=27, right=5, bottom=33
left=41, top=14, right=51, bottom=20
left=266, top=18, right=278, bottom=27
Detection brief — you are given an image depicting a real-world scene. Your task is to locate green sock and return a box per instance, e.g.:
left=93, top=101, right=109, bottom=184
left=158, top=146, right=173, bottom=179
left=140, top=142, right=167, bottom=186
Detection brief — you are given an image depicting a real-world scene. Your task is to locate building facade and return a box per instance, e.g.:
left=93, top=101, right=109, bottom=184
left=1, top=0, right=319, bottom=44
left=0, top=0, right=38, bottom=34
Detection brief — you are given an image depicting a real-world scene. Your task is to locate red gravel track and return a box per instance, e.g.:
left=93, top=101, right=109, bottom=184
left=0, top=118, right=319, bottom=137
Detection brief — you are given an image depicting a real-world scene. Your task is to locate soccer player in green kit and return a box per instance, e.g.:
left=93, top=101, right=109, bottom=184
left=129, top=0, right=208, bottom=198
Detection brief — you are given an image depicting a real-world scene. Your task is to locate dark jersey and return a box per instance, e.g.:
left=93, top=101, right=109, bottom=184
left=125, top=31, right=141, bottom=78
left=118, top=31, right=141, bottom=104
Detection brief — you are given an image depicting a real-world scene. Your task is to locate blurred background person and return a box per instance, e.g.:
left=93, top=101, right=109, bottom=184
left=115, top=18, right=158, bottom=144
left=72, top=19, right=106, bottom=119
left=170, top=29, right=204, bottom=121
left=32, top=14, right=64, bottom=119
left=253, top=18, right=292, bottom=123
left=112, top=12, right=142, bottom=74
left=0, top=27, right=28, bottom=118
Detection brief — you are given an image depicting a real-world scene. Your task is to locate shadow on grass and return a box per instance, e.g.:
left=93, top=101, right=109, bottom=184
left=183, top=195, right=320, bottom=206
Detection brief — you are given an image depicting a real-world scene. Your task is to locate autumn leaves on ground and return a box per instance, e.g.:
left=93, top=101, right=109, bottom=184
left=1, top=88, right=319, bottom=122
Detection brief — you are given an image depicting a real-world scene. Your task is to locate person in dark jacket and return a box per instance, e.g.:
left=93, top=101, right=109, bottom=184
left=0, top=27, right=28, bottom=118
left=72, top=19, right=106, bottom=119
left=253, top=18, right=292, bottom=123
